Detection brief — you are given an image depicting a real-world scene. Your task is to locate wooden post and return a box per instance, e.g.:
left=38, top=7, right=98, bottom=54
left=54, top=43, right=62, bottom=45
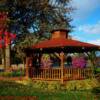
left=25, top=57, right=29, bottom=77
left=38, top=53, right=42, bottom=67
left=25, top=57, right=33, bottom=78
left=60, top=52, right=64, bottom=84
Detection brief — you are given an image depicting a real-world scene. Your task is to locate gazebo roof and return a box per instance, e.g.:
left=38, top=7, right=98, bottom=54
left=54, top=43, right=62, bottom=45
left=33, top=38, right=99, bottom=49
left=33, top=29, right=100, bottom=50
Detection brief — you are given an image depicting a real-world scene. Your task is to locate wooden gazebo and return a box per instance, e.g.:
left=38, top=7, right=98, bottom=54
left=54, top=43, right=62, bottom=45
left=25, top=29, right=100, bottom=83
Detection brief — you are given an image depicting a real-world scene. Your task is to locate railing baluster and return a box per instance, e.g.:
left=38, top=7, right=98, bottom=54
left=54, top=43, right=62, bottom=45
left=82, top=68, right=83, bottom=79
left=79, top=68, right=80, bottom=79
left=42, top=69, right=43, bottom=79
left=47, top=69, right=49, bottom=79
left=71, top=68, right=72, bottom=80
left=39, top=69, right=40, bottom=79
left=53, top=69, right=54, bottom=79
left=68, top=68, right=69, bottom=80
left=54, top=69, right=56, bottom=79
left=52, top=69, right=53, bottom=79
left=43, top=69, right=44, bottom=79
left=59, top=69, right=60, bottom=79
left=51, top=69, right=52, bottom=79
left=37, top=69, right=38, bottom=78
left=77, top=68, right=79, bottom=79
left=80, top=68, right=82, bottom=79
left=48, top=69, right=49, bottom=79
left=83, top=68, right=85, bottom=79
left=57, top=69, right=59, bottom=79
left=44, top=68, right=46, bottom=79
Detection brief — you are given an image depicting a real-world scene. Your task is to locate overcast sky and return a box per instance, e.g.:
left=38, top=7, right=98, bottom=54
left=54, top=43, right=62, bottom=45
left=71, top=0, right=100, bottom=46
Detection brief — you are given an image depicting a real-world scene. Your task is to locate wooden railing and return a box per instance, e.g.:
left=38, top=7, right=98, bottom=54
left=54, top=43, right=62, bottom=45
left=63, top=67, right=93, bottom=80
left=0, top=67, right=93, bottom=81
left=32, top=68, right=62, bottom=80
left=30, top=67, right=93, bottom=81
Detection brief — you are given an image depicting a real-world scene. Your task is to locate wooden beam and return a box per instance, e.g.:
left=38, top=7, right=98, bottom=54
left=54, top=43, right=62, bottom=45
left=25, top=57, right=33, bottom=78
left=60, top=52, right=64, bottom=84
left=25, top=57, right=29, bottom=77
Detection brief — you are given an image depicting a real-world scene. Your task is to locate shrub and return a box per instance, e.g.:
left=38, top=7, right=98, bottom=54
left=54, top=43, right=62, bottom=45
left=65, top=79, right=99, bottom=91
left=47, top=81, right=61, bottom=91
left=32, top=81, right=48, bottom=90
left=41, top=54, right=52, bottom=68
left=72, top=57, right=86, bottom=68
left=0, top=72, right=12, bottom=77
left=30, top=81, right=61, bottom=91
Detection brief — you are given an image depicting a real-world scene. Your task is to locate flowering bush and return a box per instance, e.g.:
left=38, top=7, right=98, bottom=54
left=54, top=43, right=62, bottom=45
left=72, top=57, right=86, bottom=68
left=41, top=54, right=52, bottom=68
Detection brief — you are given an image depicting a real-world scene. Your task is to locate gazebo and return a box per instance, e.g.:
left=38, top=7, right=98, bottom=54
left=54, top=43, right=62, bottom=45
left=25, top=29, right=100, bottom=83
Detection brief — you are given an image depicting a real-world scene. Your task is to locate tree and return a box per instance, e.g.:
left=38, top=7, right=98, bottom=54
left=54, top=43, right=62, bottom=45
left=86, top=51, right=98, bottom=76
left=13, top=33, right=46, bottom=66
left=4, top=0, right=73, bottom=34
left=0, top=0, right=73, bottom=65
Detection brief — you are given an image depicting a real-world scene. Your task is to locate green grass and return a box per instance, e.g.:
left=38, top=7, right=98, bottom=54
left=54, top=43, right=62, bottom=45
left=0, top=80, right=99, bottom=100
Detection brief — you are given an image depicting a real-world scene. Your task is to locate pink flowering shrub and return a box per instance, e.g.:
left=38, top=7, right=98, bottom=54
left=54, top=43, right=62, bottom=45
left=41, top=54, right=52, bottom=68
left=72, top=57, right=86, bottom=68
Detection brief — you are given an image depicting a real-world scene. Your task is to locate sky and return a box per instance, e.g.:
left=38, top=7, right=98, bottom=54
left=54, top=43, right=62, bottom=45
left=70, top=0, right=100, bottom=46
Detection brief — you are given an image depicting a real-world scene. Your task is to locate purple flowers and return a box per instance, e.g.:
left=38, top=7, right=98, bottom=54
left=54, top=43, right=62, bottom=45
left=72, top=57, right=86, bottom=68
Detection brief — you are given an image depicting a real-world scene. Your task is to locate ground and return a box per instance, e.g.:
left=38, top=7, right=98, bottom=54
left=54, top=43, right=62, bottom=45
left=0, top=78, right=100, bottom=100
left=0, top=67, right=100, bottom=100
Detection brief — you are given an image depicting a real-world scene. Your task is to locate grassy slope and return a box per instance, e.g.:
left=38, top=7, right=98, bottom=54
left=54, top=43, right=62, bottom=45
left=0, top=80, right=99, bottom=100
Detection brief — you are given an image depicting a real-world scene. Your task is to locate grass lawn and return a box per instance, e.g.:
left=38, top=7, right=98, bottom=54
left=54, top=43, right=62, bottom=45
left=0, top=80, right=99, bottom=100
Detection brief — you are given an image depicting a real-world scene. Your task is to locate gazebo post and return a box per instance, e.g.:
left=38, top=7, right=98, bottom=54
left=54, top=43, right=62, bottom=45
left=38, top=52, right=42, bottom=67
left=25, top=57, right=29, bottom=77
left=60, top=52, right=64, bottom=84
left=25, top=56, right=33, bottom=78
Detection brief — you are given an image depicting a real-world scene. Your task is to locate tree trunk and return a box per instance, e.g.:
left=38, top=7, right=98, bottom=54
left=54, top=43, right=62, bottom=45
left=5, top=45, right=10, bottom=69
left=2, top=47, right=6, bottom=69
